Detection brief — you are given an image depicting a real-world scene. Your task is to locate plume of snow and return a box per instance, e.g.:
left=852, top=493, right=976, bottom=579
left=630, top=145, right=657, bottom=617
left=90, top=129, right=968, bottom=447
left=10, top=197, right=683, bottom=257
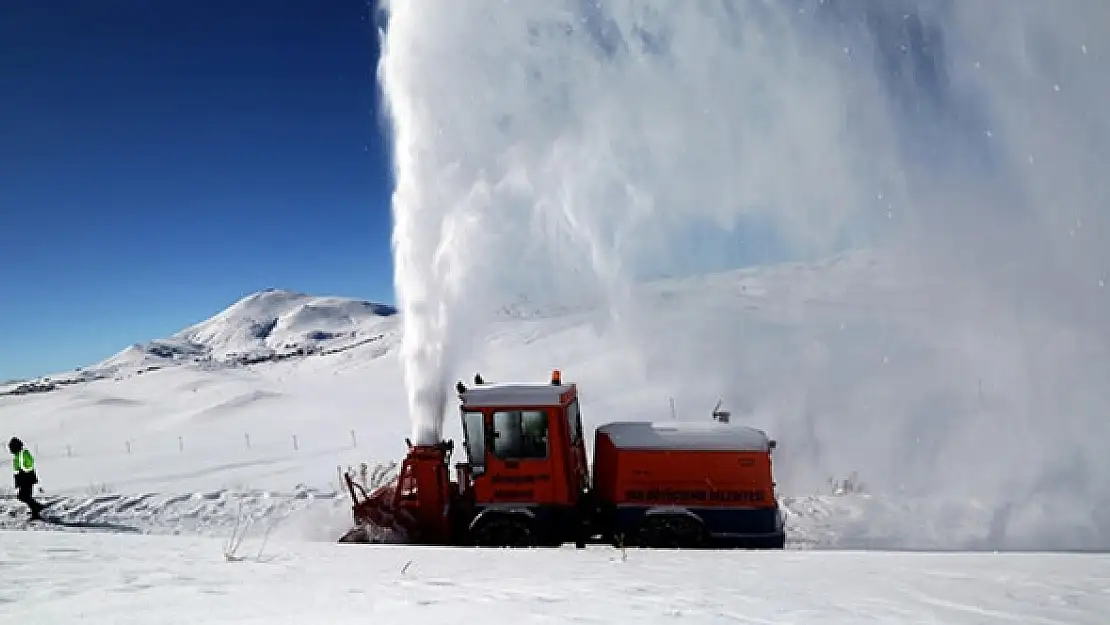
left=375, top=0, right=1110, bottom=547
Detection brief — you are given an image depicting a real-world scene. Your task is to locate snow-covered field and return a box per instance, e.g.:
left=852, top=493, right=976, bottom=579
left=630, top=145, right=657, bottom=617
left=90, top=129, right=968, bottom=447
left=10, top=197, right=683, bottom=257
left=5, top=532, right=1108, bottom=625
left=3, top=252, right=1110, bottom=621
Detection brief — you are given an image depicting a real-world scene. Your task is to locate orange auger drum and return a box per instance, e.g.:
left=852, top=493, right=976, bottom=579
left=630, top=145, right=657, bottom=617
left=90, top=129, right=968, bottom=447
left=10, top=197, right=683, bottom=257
left=339, top=370, right=786, bottom=549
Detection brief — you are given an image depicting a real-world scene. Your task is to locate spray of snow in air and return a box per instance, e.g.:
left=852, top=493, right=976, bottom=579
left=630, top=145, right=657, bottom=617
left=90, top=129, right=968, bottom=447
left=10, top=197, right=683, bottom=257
left=376, top=0, right=1110, bottom=548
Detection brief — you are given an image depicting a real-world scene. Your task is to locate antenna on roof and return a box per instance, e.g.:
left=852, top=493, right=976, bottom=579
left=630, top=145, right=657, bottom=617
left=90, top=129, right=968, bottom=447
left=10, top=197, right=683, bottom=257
left=711, top=399, right=730, bottom=423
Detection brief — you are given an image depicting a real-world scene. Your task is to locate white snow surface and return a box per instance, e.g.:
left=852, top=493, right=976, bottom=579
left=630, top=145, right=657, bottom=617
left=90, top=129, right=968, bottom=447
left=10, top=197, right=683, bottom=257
left=597, top=421, right=772, bottom=452
left=459, top=381, right=574, bottom=407
left=3, top=252, right=1110, bottom=621
left=3, top=532, right=1109, bottom=625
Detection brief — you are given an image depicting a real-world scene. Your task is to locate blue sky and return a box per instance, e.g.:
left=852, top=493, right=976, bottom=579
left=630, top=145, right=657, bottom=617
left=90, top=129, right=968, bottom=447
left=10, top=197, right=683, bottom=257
left=0, top=1, right=967, bottom=381
left=1, top=1, right=392, bottom=380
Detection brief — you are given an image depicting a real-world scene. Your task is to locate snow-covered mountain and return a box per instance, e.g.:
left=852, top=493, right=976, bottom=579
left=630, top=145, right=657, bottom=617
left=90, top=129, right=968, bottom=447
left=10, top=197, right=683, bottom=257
left=1, top=248, right=890, bottom=397
left=1, top=289, right=400, bottom=395
left=104, top=289, right=398, bottom=368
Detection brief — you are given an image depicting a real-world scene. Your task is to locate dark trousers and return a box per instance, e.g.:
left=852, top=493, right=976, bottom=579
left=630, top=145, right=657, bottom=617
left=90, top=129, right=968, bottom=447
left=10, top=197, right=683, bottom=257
left=16, top=484, right=43, bottom=519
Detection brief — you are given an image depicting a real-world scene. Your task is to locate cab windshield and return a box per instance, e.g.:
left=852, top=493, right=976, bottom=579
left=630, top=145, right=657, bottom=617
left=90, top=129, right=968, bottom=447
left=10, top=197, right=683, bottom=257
left=491, top=409, right=549, bottom=460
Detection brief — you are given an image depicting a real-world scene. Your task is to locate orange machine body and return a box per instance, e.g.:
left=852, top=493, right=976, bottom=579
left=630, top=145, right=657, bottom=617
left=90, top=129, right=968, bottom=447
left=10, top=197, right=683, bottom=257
left=343, top=371, right=785, bottom=549
left=344, top=440, right=457, bottom=544
left=591, top=421, right=785, bottom=547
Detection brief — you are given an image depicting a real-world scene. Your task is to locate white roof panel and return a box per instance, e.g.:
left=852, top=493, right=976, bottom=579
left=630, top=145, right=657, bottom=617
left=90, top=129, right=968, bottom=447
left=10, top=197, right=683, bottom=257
left=459, top=383, right=574, bottom=408
left=596, top=421, right=772, bottom=452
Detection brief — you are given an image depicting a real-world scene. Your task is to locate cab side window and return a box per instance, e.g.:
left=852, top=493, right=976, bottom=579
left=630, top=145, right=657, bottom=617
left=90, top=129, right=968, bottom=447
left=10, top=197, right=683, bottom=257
left=461, top=410, right=487, bottom=473
left=566, top=399, right=583, bottom=444
left=492, top=410, right=548, bottom=460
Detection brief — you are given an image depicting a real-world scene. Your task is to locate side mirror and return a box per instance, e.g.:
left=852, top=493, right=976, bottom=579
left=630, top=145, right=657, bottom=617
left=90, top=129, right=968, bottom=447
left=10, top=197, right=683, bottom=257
left=769, top=439, right=777, bottom=450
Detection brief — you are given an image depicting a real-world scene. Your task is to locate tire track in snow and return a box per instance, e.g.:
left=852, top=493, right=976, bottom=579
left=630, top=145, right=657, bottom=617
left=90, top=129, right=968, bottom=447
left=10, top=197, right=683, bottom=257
left=0, top=486, right=348, bottom=538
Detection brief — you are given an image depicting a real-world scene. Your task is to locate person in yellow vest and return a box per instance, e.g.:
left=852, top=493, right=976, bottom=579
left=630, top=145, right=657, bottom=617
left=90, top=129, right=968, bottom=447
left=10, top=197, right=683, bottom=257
left=9, top=437, right=44, bottom=520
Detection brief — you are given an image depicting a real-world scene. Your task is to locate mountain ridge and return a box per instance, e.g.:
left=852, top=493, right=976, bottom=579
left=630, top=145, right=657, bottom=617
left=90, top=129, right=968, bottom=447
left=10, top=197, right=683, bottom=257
left=1, top=289, right=400, bottom=396
left=0, top=249, right=887, bottom=397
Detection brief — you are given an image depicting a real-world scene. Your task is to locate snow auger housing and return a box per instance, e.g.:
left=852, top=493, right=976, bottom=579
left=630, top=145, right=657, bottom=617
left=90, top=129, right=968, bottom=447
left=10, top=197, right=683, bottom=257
left=339, top=439, right=456, bottom=544
left=339, top=370, right=786, bottom=549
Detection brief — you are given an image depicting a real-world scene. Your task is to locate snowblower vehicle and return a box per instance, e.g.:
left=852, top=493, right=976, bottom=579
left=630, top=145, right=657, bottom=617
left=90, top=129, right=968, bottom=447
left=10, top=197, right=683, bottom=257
left=339, top=370, right=786, bottom=549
